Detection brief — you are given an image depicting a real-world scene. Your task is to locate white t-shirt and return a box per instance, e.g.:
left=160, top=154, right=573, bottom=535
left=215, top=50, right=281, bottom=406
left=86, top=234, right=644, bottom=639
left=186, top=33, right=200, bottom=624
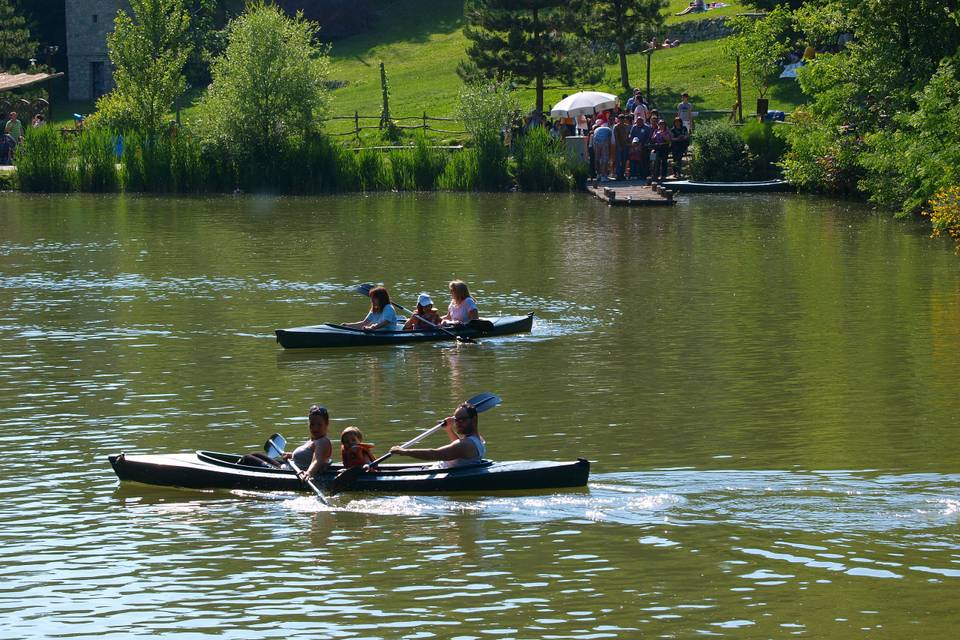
left=363, top=305, right=399, bottom=331
left=447, top=297, right=478, bottom=323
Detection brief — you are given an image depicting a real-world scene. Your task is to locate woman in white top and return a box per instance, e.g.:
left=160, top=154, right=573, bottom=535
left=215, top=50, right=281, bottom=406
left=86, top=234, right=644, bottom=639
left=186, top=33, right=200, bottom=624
left=441, top=279, right=479, bottom=325
left=343, top=286, right=399, bottom=331
left=390, top=402, right=485, bottom=467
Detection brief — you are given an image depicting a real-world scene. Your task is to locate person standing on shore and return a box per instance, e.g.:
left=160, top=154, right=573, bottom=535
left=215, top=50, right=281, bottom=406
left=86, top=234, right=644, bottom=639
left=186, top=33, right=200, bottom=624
left=591, top=119, right=613, bottom=181
left=613, top=114, right=632, bottom=181
left=677, top=92, right=694, bottom=134
left=5, top=112, right=23, bottom=143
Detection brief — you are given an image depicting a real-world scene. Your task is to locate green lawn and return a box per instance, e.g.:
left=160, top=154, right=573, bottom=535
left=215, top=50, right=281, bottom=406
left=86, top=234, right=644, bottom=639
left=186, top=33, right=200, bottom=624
left=664, top=0, right=749, bottom=25
left=324, top=0, right=803, bottom=140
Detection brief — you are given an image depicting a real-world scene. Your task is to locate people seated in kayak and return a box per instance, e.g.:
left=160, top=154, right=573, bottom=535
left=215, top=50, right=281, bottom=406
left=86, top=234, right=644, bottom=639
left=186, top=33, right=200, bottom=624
left=440, top=279, right=479, bottom=326
left=287, top=404, right=333, bottom=481
left=389, top=402, right=485, bottom=468
left=340, top=426, right=375, bottom=468
left=403, top=292, right=442, bottom=331
left=343, top=285, right=399, bottom=331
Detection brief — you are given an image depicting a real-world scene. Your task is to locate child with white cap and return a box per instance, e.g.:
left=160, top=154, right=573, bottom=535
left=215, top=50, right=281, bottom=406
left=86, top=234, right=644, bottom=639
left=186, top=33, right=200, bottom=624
left=403, top=293, right=443, bottom=330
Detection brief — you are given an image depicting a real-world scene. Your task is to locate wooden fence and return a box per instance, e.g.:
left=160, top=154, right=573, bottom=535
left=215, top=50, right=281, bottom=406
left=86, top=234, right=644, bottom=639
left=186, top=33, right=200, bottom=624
left=326, top=112, right=468, bottom=144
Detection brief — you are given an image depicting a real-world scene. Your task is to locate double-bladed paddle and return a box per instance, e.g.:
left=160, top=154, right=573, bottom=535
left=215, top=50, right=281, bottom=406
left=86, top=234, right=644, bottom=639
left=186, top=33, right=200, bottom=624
left=265, top=432, right=330, bottom=505
left=328, top=391, right=502, bottom=495
left=354, top=283, right=478, bottom=344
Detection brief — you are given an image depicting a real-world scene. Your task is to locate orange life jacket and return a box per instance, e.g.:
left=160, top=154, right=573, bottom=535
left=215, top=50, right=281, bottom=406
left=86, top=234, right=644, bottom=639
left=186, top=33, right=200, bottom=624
left=341, top=442, right=375, bottom=468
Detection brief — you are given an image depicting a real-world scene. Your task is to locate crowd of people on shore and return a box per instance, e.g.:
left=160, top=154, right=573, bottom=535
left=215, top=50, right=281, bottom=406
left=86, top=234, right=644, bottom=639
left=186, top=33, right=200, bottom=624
left=507, top=89, right=696, bottom=182
left=584, top=89, right=695, bottom=182
left=0, top=111, right=45, bottom=165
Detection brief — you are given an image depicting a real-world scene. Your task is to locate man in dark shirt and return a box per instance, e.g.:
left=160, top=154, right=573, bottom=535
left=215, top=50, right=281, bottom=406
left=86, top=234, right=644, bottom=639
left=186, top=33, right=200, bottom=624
left=613, top=115, right=632, bottom=181
left=628, top=117, right=653, bottom=181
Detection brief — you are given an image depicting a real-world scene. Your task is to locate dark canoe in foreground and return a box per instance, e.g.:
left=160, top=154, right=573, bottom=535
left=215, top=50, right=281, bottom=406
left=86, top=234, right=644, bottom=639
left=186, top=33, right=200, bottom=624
left=108, top=450, right=589, bottom=494
left=663, top=179, right=791, bottom=193
left=275, top=313, right=534, bottom=349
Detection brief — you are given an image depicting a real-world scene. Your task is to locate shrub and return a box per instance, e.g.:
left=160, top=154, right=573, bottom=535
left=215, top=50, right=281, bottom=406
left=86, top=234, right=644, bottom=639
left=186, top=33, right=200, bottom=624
left=740, top=120, right=787, bottom=179
left=780, top=106, right=863, bottom=195
left=858, top=61, right=960, bottom=215
left=76, top=128, right=120, bottom=192
left=194, top=3, right=330, bottom=157
left=15, top=126, right=74, bottom=192
left=687, top=120, right=752, bottom=181
left=927, top=186, right=960, bottom=254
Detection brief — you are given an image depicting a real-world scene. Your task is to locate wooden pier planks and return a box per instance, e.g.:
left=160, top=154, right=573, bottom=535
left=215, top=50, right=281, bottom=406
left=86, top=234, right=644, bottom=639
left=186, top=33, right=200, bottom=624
left=586, top=180, right=675, bottom=206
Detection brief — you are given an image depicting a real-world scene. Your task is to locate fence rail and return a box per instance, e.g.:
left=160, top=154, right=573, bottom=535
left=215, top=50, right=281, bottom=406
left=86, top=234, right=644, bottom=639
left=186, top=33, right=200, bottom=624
left=326, top=111, right=468, bottom=143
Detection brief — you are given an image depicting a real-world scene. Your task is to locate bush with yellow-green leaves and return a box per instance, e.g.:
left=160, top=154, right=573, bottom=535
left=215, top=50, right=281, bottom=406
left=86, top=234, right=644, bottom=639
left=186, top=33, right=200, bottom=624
left=927, top=186, right=960, bottom=254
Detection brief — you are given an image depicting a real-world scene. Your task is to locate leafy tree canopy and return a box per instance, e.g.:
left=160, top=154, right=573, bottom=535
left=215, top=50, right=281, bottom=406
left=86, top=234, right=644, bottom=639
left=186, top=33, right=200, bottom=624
left=583, top=0, right=666, bottom=92
left=95, top=0, right=192, bottom=135
left=0, top=0, right=37, bottom=69
left=194, top=1, right=331, bottom=152
left=460, top=0, right=590, bottom=112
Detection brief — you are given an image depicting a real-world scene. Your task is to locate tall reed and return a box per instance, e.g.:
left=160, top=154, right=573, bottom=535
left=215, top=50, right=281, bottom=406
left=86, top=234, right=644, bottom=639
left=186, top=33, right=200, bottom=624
left=357, top=147, right=392, bottom=191
left=514, top=127, right=571, bottom=192
left=121, top=132, right=176, bottom=192
left=474, top=134, right=510, bottom=191
left=76, top=128, right=120, bottom=192
left=438, top=147, right=479, bottom=191
left=15, top=126, right=74, bottom=192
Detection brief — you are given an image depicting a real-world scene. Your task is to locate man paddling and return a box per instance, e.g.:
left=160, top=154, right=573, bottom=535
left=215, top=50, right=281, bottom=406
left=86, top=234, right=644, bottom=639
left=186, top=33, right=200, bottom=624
left=390, top=402, right=485, bottom=467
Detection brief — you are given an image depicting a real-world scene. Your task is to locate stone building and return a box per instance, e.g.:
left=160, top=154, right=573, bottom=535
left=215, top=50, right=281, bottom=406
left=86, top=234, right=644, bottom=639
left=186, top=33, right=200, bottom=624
left=65, top=0, right=127, bottom=101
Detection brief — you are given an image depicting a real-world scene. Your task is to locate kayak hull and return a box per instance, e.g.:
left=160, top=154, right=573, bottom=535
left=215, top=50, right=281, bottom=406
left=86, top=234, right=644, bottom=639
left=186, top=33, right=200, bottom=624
left=108, top=451, right=590, bottom=494
left=663, top=179, right=791, bottom=193
left=275, top=313, right=534, bottom=349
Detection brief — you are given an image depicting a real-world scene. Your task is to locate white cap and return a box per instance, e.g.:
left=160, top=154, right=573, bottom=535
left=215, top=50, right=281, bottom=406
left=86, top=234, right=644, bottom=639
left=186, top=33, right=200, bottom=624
left=417, top=293, right=433, bottom=307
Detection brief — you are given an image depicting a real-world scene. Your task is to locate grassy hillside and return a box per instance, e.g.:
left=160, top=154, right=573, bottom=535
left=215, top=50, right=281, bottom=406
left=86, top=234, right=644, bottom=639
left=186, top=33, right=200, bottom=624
left=54, top=1, right=801, bottom=138
left=325, top=0, right=802, bottom=140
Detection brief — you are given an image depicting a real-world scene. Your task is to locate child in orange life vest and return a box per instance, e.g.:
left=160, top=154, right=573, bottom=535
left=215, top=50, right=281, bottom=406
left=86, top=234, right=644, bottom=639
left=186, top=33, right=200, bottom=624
left=340, top=426, right=375, bottom=468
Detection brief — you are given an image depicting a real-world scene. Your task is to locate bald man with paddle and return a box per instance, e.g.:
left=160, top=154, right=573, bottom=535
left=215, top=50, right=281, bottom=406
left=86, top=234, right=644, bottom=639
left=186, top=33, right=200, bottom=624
left=390, top=402, right=485, bottom=467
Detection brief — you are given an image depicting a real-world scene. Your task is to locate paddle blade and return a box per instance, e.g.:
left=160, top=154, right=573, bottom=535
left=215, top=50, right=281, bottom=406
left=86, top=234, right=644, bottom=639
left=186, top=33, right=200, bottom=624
left=329, top=465, right=365, bottom=496
left=466, top=392, right=501, bottom=413
left=264, top=433, right=286, bottom=458
left=354, top=283, right=375, bottom=296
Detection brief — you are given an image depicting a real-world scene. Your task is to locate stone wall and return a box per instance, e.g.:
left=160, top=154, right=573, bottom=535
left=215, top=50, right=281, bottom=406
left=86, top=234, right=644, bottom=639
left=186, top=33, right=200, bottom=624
left=664, top=17, right=733, bottom=44
left=65, top=0, right=127, bottom=101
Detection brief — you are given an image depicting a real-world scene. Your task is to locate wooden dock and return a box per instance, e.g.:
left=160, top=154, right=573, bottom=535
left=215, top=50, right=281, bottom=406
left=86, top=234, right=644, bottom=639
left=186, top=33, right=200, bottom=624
left=586, top=180, right=675, bottom=206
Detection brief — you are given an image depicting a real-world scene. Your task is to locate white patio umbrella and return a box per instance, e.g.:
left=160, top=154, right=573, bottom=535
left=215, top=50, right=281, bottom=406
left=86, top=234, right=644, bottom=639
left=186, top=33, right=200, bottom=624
left=549, top=91, right=619, bottom=118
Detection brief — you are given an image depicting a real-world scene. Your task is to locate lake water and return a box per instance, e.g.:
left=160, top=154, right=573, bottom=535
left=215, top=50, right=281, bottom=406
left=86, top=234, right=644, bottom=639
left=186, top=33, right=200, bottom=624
left=1, top=192, right=958, bottom=638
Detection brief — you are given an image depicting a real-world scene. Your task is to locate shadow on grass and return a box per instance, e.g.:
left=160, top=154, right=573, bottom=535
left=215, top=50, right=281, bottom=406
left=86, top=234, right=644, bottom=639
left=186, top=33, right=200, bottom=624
left=333, top=0, right=465, bottom=60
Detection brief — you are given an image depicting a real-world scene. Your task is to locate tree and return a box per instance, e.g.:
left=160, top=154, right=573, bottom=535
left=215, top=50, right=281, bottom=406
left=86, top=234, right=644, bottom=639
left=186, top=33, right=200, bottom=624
left=583, top=0, right=666, bottom=93
left=194, top=2, right=330, bottom=153
left=0, top=0, right=36, bottom=69
left=725, top=7, right=795, bottom=99
left=460, top=0, right=583, bottom=113
left=96, top=0, right=192, bottom=135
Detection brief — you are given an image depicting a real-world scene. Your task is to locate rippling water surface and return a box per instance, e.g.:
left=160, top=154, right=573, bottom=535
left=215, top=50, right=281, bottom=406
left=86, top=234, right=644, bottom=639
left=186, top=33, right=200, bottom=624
left=1, top=192, right=958, bottom=638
